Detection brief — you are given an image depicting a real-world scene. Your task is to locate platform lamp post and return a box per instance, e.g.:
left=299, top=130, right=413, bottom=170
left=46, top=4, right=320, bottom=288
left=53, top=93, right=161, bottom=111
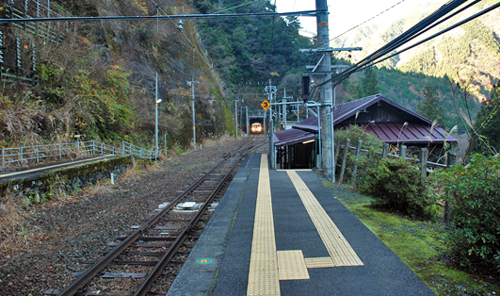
left=187, top=77, right=199, bottom=149
left=155, top=72, right=162, bottom=160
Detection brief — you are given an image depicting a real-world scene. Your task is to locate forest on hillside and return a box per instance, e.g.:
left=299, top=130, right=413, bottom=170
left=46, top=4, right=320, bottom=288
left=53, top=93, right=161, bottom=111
left=1, top=0, right=499, bottom=155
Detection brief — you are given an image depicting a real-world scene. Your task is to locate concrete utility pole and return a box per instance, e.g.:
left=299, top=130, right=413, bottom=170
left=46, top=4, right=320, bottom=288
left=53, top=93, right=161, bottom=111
left=282, top=88, right=293, bottom=129
left=265, top=79, right=277, bottom=166
left=187, top=77, right=199, bottom=149
left=155, top=72, right=162, bottom=160
left=316, top=0, right=334, bottom=180
left=246, top=106, right=249, bottom=135
left=235, top=99, right=238, bottom=138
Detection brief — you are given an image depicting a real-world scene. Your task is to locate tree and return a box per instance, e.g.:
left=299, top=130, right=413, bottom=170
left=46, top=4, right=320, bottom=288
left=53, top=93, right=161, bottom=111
left=359, top=67, right=380, bottom=97
left=417, top=84, right=446, bottom=126
left=470, top=80, right=500, bottom=155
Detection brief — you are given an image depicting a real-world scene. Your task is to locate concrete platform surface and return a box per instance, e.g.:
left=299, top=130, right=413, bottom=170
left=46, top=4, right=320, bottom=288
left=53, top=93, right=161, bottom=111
left=167, top=154, right=435, bottom=296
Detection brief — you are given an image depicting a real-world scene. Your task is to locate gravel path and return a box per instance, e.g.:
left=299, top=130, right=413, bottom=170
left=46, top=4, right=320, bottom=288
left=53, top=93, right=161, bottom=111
left=0, top=137, right=248, bottom=296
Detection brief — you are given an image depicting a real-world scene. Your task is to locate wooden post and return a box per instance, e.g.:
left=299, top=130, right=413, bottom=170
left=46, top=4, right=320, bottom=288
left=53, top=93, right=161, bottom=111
left=420, top=148, right=428, bottom=183
left=339, top=138, right=350, bottom=184
left=382, top=143, right=389, bottom=158
left=122, top=140, right=125, bottom=155
left=2, top=148, right=5, bottom=170
left=400, top=145, right=407, bottom=160
left=351, top=140, right=362, bottom=185
left=334, top=137, right=341, bottom=170
left=444, top=151, right=457, bottom=223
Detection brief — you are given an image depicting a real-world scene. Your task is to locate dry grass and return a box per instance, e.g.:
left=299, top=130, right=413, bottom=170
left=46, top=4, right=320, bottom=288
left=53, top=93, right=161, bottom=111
left=0, top=195, right=43, bottom=256
left=454, top=133, right=470, bottom=163
left=202, top=133, right=238, bottom=148
left=0, top=177, right=116, bottom=256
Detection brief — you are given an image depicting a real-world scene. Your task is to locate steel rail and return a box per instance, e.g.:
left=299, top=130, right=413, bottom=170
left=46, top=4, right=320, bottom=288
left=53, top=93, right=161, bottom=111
left=134, top=146, right=251, bottom=295
left=56, top=154, right=233, bottom=296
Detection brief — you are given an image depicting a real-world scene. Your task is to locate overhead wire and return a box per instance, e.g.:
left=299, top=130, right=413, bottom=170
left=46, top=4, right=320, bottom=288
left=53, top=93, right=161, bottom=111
left=213, top=0, right=263, bottom=14
left=311, top=0, right=489, bottom=93
left=330, top=0, right=407, bottom=42
left=373, top=0, right=489, bottom=67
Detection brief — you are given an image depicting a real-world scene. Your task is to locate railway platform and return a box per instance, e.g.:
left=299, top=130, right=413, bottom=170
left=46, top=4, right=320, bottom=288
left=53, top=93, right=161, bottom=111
left=167, top=154, right=434, bottom=296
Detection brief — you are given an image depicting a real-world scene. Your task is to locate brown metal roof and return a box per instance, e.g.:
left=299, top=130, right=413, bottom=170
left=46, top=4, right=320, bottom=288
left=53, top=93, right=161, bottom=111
left=361, top=122, right=456, bottom=144
left=291, top=95, right=457, bottom=145
left=292, top=116, right=318, bottom=133
left=333, top=94, right=433, bottom=125
left=274, top=129, right=316, bottom=147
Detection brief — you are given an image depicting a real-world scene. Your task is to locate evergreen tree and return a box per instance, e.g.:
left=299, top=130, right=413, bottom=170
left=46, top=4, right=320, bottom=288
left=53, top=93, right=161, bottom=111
left=359, top=67, right=380, bottom=97
left=417, top=84, right=446, bottom=126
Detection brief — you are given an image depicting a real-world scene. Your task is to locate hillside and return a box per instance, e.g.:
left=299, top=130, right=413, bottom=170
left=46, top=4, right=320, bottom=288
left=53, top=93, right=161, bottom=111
left=0, top=0, right=317, bottom=148
left=0, top=0, right=234, bottom=149
left=331, top=0, right=500, bottom=131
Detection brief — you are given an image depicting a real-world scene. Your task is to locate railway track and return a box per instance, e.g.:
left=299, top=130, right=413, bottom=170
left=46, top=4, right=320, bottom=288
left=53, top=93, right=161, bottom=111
left=44, top=138, right=261, bottom=296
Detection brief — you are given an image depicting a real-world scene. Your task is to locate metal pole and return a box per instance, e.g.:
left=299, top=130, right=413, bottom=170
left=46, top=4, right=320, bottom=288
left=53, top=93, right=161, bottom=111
left=192, top=80, right=196, bottom=148
left=316, top=0, right=333, bottom=178
left=235, top=99, right=238, bottom=138
left=188, top=77, right=199, bottom=148
left=263, top=109, right=266, bottom=133
left=296, top=96, right=300, bottom=122
left=164, top=134, right=167, bottom=158
left=331, top=86, right=336, bottom=182
left=2, top=148, right=4, bottom=170
left=155, top=72, right=159, bottom=159
left=246, top=106, right=249, bottom=135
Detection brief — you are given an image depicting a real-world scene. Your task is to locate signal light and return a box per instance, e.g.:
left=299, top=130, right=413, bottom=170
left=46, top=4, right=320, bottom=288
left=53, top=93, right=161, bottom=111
left=302, top=76, right=310, bottom=104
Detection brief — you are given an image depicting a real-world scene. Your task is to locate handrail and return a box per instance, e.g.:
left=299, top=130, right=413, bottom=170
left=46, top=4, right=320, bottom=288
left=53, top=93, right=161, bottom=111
left=1, top=140, right=156, bottom=171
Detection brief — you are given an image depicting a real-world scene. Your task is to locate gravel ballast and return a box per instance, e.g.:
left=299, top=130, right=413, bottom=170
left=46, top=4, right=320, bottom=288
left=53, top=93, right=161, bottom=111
left=0, top=137, right=249, bottom=296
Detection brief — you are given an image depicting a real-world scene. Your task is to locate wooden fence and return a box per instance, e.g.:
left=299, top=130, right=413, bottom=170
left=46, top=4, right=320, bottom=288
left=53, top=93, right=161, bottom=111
left=334, top=137, right=457, bottom=185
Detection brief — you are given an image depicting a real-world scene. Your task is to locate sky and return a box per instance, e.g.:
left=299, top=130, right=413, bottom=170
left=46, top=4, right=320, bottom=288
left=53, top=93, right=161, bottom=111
left=274, top=0, right=447, bottom=38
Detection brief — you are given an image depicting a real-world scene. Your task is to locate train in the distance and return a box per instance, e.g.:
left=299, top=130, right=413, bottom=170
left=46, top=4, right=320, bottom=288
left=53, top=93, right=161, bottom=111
left=250, top=122, right=263, bottom=134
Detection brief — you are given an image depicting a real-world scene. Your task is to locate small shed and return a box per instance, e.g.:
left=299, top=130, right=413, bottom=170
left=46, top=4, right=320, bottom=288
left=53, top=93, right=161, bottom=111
left=293, top=94, right=458, bottom=161
left=330, top=94, right=457, bottom=161
left=275, top=94, right=457, bottom=168
left=273, top=128, right=316, bottom=169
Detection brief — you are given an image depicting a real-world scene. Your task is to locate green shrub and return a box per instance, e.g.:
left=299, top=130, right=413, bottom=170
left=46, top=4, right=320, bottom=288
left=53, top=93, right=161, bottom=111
left=357, top=157, right=433, bottom=218
left=335, top=125, right=382, bottom=183
left=429, top=154, right=500, bottom=272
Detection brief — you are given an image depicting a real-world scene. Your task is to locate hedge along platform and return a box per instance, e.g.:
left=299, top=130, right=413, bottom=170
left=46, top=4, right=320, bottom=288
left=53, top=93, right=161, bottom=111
left=168, top=154, right=435, bottom=296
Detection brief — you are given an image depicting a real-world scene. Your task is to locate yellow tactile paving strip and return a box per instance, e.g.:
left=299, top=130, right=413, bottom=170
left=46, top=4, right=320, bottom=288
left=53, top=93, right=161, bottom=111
left=304, top=257, right=336, bottom=269
left=277, top=250, right=310, bottom=280
left=286, top=171, right=364, bottom=267
left=247, top=155, right=280, bottom=296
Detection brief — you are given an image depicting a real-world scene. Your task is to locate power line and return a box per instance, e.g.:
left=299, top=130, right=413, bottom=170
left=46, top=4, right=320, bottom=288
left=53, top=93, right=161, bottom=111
left=213, top=0, right=263, bottom=14
left=0, top=10, right=320, bottom=24
left=330, top=0, right=407, bottom=42
left=270, top=0, right=277, bottom=54
left=313, top=0, right=494, bottom=92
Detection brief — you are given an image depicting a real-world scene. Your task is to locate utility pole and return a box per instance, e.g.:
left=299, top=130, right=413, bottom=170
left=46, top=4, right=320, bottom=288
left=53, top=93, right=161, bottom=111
left=265, top=79, right=277, bottom=166
left=283, top=88, right=293, bottom=130
left=155, top=72, right=162, bottom=160
left=234, top=99, right=238, bottom=138
left=245, top=106, right=249, bottom=135
left=297, top=1, right=361, bottom=181
left=296, top=96, right=300, bottom=122
left=187, top=76, right=199, bottom=149
left=315, top=0, right=333, bottom=179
